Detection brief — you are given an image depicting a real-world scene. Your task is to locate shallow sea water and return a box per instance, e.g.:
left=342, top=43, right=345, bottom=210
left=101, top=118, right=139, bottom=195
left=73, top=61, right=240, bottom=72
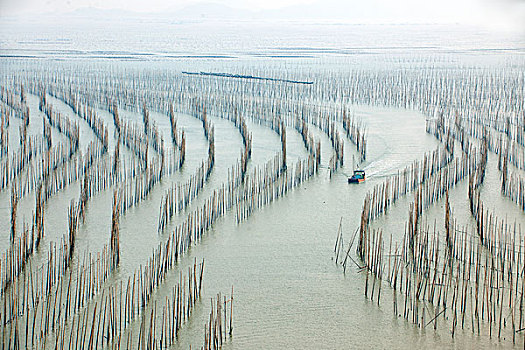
left=0, top=19, right=524, bottom=349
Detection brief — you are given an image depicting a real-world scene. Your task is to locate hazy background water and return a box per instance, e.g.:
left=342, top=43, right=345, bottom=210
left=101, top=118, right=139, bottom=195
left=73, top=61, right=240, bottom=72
left=1, top=19, right=524, bottom=59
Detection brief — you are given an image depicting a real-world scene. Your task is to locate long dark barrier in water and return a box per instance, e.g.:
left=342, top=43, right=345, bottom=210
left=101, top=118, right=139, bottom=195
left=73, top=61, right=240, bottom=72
left=182, top=71, right=314, bottom=85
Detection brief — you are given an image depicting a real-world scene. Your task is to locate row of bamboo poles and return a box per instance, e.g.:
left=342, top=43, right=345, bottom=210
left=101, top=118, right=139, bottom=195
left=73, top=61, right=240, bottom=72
left=168, top=103, right=186, bottom=168
left=201, top=287, right=233, bottom=350
left=235, top=153, right=317, bottom=223
left=293, top=106, right=345, bottom=175
left=327, top=120, right=344, bottom=177
left=158, top=108, right=216, bottom=232
left=231, top=110, right=252, bottom=182
left=137, top=260, right=206, bottom=350
left=294, top=116, right=321, bottom=172
left=342, top=110, right=367, bottom=162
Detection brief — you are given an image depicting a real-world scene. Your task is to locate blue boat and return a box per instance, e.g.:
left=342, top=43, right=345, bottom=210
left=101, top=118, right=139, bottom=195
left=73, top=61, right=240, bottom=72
left=348, top=170, right=365, bottom=183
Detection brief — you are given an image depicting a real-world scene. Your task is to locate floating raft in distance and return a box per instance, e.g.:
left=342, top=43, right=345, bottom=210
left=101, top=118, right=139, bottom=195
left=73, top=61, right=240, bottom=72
left=182, top=71, right=314, bottom=85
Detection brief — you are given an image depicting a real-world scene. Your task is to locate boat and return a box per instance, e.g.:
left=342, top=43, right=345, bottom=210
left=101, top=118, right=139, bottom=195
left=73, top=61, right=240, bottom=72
left=348, top=170, right=365, bottom=183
